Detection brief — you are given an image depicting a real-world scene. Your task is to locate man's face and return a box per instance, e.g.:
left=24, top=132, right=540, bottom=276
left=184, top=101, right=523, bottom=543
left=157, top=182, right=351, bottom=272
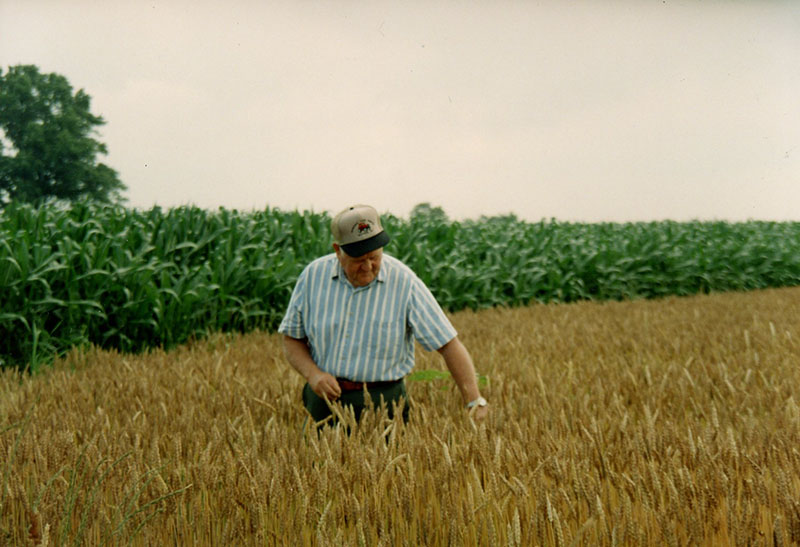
left=334, top=245, right=383, bottom=288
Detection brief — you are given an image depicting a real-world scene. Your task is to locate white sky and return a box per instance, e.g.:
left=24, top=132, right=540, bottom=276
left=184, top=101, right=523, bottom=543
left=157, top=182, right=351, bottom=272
left=2, top=0, right=799, bottom=222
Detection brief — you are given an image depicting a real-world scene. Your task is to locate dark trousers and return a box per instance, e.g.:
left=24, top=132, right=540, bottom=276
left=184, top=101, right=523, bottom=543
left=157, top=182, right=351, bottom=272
left=302, top=380, right=410, bottom=426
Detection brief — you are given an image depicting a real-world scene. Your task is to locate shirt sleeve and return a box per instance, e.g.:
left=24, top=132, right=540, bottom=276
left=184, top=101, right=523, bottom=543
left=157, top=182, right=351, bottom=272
left=407, top=275, right=457, bottom=351
left=277, top=268, right=307, bottom=339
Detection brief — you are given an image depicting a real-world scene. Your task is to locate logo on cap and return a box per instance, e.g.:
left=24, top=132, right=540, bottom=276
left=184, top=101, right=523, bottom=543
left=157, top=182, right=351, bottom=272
left=351, top=219, right=374, bottom=238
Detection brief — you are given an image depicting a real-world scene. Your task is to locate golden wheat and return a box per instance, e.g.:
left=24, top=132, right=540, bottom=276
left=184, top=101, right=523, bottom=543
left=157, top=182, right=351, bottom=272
left=1, top=287, right=799, bottom=545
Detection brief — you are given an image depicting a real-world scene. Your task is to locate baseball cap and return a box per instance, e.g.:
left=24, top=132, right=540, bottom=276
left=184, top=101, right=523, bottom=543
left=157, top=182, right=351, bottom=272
left=331, top=204, right=391, bottom=257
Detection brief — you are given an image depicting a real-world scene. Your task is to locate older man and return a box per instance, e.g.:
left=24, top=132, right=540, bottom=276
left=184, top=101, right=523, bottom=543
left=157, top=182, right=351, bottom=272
left=279, top=204, right=488, bottom=426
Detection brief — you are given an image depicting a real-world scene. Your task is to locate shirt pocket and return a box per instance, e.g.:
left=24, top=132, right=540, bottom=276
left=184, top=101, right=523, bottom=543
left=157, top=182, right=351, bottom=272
left=368, top=319, right=402, bottom=354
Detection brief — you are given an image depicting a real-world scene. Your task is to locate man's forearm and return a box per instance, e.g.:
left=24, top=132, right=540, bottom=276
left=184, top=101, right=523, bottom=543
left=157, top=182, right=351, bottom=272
left=282, top=335, right=322, bottom=382
left=283, top=335, right=342, bottom=400
left=438, top=337, right=482, bottom=404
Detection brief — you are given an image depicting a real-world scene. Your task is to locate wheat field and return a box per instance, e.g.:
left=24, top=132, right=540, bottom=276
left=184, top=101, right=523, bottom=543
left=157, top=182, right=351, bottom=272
left=2, top=286, right=799, bottom=545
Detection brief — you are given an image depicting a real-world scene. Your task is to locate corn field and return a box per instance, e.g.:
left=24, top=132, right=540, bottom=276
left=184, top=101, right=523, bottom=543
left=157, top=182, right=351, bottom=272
left=2, top=200, right=800, bottom=370
left=2, top=286, right=799, bottom=545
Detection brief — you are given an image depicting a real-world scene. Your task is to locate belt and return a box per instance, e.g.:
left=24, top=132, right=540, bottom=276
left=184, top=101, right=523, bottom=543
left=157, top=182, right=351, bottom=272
left=336, top=377, right=403, bottom=392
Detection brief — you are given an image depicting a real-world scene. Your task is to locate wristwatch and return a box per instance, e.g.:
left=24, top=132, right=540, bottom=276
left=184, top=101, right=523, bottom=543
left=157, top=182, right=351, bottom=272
left=465, top=396, right=488, bottom=409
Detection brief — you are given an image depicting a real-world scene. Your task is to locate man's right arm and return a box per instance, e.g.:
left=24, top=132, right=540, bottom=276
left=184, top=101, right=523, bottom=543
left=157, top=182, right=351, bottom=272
left=282, top=335, right=342, bottom=400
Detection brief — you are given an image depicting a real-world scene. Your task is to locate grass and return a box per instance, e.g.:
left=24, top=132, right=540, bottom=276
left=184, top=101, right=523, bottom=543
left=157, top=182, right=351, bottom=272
left=1, top=286, right=799, bottom=545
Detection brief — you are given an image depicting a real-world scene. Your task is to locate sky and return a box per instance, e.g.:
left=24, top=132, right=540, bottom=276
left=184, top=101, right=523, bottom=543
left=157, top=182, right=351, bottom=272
left=1, top=0, right=799, bottom=222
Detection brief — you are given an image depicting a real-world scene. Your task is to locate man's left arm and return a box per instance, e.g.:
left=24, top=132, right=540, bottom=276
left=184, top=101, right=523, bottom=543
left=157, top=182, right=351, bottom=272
left=437, top=337, right=488, bottom=419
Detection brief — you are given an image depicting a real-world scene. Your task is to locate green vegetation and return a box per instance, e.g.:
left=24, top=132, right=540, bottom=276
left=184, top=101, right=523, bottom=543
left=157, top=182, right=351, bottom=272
left=2, top=199, right=799, bottom=370
left=0, top=65, right=125, bottom=206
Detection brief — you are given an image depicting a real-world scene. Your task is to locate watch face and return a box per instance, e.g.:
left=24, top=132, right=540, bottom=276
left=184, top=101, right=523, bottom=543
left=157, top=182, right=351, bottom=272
left=468, top=397, right=487, bottom=408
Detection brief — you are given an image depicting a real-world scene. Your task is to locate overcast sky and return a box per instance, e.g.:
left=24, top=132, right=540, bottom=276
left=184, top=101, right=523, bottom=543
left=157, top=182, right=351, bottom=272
left=2, top=1, right=799, bottom=222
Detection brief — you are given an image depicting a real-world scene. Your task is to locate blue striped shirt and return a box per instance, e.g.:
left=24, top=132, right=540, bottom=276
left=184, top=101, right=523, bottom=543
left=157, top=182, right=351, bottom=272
left=278, top=253, right=457, bottom=381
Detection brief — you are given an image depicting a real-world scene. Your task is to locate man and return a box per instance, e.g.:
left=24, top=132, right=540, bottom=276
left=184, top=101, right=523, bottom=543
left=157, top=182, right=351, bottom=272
left=279, top=204, right=488, bottom=426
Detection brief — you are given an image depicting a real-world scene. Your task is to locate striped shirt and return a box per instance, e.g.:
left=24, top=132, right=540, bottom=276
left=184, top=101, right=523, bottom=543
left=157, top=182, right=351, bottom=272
left=278, top=253, right=457, bottom=381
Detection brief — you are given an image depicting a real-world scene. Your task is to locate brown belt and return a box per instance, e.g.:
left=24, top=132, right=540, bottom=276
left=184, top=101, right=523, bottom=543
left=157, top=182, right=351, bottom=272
left=336, top=377, right=403, bottom=392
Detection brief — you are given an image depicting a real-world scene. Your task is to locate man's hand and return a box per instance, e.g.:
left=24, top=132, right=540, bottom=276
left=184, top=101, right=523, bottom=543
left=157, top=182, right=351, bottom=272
left=469, top=404, right=489, bottom=421
left=283, top=336, right=342, bottom=401
left=309, top=370, right=342, bottom=401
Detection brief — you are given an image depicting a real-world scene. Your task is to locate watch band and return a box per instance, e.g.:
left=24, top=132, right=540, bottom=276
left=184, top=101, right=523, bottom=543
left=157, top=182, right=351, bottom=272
left=466, top=396, right=487, bottom=409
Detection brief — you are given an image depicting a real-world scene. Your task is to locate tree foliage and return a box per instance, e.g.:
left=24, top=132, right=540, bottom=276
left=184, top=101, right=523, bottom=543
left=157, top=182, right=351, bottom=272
left=0, top=64, right=126, bottom=205
left=410, top=202, right=448, bottom=222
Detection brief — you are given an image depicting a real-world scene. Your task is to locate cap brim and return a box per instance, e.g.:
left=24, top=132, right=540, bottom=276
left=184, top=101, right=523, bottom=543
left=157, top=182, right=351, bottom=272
left=341, top=231, right=390, bottom=257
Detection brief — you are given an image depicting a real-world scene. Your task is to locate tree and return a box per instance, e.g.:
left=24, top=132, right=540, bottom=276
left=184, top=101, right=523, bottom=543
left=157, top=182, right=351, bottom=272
left=0, top=65, right=126, bottom=205
left=410, top=202, right=448, bottom=222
